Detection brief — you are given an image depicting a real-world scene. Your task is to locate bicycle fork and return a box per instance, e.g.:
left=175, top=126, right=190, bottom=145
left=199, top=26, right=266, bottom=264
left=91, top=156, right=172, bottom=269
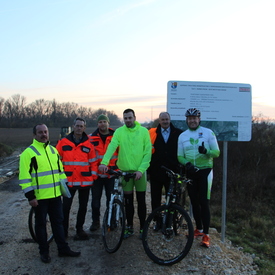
left=107, top=195, right=115, bottom=229
left=161, top=208, right=175, bottom=239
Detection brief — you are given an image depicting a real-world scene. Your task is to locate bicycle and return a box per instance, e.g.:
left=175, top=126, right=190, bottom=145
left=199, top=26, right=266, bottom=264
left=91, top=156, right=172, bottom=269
left=142, top=165, right=194, bottom=265
left=102, top=169, right=136, bottom=253
left=28, top=207, right=54, bottom=243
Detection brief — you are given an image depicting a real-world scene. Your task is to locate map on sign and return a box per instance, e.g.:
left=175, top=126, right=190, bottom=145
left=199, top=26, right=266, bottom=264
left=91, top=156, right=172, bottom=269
left=167, top=81, right=252, bottom=141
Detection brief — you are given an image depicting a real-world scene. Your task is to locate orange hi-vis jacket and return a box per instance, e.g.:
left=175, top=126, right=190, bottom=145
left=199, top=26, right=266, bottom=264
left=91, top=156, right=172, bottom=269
left=56, top=132, right=97, bottom=188
left=149, top=127, right=158, bottom=154
left=89, top=128, right=118, bottom=178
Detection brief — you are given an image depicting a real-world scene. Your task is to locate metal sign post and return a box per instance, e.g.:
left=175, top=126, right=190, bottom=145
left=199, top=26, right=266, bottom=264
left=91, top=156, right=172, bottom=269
left=221, top=141, right=228, bottom=242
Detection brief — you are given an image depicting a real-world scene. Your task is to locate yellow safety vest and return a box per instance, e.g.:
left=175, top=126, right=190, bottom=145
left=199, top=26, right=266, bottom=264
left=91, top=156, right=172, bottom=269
left=19, top=139, right=67, bottom=200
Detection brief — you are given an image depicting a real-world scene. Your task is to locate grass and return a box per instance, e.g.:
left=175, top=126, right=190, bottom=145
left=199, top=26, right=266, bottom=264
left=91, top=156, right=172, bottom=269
left=211, top=201, right=275, bottom=275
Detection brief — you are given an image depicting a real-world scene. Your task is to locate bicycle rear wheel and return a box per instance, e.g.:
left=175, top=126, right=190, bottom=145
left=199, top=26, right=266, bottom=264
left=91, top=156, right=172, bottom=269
left=28, top=207, right=54, bottom=243
left=142, top=204, right=194, bottom=265
left=102, top=199, right=125, bottom=253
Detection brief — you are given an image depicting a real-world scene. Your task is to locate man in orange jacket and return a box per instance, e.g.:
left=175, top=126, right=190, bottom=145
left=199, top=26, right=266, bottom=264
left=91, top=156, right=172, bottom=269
left=89, top=114, right=118, bottom=231
left=56, top=117, right=97, bottom=240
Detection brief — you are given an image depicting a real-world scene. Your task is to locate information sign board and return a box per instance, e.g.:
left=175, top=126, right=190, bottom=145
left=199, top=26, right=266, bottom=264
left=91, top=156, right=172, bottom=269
left=167, top=81, right=252, bottom=141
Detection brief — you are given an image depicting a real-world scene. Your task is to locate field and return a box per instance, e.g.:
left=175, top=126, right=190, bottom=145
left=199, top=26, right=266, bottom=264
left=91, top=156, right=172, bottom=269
left=0, top=127, right=97, bottom=148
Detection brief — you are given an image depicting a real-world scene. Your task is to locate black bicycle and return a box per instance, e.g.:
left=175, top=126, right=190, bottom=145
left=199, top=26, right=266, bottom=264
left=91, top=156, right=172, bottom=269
left=142, top=166, right=194, bottom=265
left=28, top=207, right=54, bottom=243
left=102, top=169, right=135, bottom=253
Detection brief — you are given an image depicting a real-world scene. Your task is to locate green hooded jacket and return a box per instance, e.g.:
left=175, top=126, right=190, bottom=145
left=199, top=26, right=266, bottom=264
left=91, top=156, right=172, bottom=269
left=101, top=121, right=151, bottom=173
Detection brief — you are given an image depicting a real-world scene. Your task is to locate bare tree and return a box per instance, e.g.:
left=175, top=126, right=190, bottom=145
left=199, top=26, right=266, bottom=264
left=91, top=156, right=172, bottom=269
left=0, top=97, right=4, bottom=125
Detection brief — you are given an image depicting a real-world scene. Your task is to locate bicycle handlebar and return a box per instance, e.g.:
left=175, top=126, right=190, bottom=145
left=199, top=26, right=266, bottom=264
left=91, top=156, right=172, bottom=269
left=107, top=169, right=136, bottom=182
left=161, top=166, right=193, bottom=183
left=161, top=165, right=177, bottom=176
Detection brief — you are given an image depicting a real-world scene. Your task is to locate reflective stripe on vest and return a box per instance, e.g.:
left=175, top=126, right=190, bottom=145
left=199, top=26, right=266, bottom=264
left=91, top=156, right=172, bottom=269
left=62, top=161, right=90, bottom=166
left=31, top=169, right=59, bottom=178
left=67, top=181, right=93, bottom=186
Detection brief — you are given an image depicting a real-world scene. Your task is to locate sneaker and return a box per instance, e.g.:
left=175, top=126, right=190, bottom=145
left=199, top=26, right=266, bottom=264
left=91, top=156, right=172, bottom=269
left=200, top=234, right=210, bottom=248
left=74, top=229, right=89, bottom=240
left=194, top=229, right=204, bottom=237
left=89, top=221, right=100, bottom=232
left=124, top=226, right=134, bottom=239
left=139, top=230, right=143, bottom=240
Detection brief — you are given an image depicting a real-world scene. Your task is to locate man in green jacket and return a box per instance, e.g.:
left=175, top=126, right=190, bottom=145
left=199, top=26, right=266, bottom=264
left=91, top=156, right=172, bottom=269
left=99, top=109, right=151, bottom=239
left=19, top=124, right=80, bottom=263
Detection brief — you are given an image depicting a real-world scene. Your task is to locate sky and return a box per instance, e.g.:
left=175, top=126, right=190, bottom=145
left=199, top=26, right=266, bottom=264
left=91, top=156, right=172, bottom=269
left=0, top=0, right=274, bottom=123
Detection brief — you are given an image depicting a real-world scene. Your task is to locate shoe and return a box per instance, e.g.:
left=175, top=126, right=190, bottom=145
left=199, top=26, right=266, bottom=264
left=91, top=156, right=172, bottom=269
left=200, top=234, right=210, bottom=248
left=58, top=248, right=81, bottom=257
left=40, top=253, right=51, bottom=263
left=139, top=230, right=143, bottom=240
left=194, top=229, right=204, bottom=237
left=123, top=226, right=134, bottom=239
left=74, top=229, right=89, bottom=240
left=89, top=221, right=100, bottom=232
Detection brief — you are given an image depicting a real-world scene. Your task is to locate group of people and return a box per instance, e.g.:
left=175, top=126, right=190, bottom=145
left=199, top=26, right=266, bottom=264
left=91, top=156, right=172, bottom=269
left=19, top=107, right=220, bottom=263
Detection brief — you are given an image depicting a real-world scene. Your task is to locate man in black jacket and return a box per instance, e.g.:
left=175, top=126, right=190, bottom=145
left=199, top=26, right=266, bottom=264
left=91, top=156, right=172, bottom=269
left=148, top=112, right=183, bottom=229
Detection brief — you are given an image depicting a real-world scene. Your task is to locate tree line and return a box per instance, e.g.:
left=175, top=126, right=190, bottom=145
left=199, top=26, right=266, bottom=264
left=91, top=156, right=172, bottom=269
left=0, top=94, right=122, bottom=128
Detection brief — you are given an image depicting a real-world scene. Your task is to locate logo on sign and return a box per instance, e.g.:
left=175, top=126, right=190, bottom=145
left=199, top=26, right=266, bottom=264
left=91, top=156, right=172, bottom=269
left=171, top=82, right=177, bottom=89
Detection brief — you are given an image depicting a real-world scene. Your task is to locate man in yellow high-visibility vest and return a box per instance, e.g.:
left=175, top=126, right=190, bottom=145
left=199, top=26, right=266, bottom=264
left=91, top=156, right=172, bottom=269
left=19, top=124, right=81, bottom=263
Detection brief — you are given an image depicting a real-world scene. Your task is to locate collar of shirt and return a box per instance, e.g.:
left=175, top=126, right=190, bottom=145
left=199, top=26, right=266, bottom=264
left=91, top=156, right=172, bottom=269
left=161, top=127, right=170, bottom=134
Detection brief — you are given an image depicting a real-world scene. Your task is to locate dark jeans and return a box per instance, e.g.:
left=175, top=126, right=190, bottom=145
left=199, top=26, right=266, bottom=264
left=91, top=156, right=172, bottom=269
left=34, top=197, right=68, bottom=255
left=91, top=177, right=115, bottom=222
left=63, top=188, right=90, bottom=234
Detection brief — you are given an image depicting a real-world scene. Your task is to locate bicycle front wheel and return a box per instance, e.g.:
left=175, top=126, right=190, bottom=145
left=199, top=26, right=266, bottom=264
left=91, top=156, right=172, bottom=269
left=142, top=204, right=194, bottom=265
left=28, top=207, right=54, bottom=243
left=102, top=199, right=125, bottom=253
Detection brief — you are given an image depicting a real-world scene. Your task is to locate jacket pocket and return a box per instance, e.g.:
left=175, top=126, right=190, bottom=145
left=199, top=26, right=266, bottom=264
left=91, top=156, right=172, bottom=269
left=65, top=171, right=73, bottom=176
left=62, top=145, right=73, bottom=151
left=81, top=171, right=91, bottom=177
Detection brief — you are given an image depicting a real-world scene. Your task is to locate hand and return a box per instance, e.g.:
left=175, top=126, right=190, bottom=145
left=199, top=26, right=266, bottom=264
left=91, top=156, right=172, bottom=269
left=98, top=164, right=108, bottom=173
left=134, top=171, right=143, bottom=181
left=198, top=142, right=207, bottom=154
left=29, top=199, right=38, bottom=207
left=185, top=162, right=198, bottom=174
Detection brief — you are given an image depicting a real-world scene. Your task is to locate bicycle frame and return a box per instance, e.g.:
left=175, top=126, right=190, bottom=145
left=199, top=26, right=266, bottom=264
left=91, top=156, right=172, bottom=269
left=142, top=166, right=194, bottom=265
left=160, top=166, right=191, bottom=235
left=106, top=175, right=123, bottom=228
left=102, top=169, right=136, bottom=253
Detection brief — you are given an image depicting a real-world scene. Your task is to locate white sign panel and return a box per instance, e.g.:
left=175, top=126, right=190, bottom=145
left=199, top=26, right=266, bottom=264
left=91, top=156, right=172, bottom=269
left=167, top=81, right=252, bottom=141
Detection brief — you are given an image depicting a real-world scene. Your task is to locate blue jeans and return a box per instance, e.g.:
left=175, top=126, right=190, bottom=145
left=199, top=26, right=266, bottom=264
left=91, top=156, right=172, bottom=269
left=34, top=197, right=68, bottom=255
left=91, top=177, right=115, bottom=222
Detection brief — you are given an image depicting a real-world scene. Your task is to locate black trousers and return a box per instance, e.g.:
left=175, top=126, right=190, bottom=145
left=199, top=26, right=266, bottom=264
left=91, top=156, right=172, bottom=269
left=91, top=177, right=115, bottom=222
left=63, top=188, right=90, bottom=234
left=34, top=197, right=68, bottom=255
left=150, top=174, right=170, bottom=212
left=187, top=168, right=212, bottom=234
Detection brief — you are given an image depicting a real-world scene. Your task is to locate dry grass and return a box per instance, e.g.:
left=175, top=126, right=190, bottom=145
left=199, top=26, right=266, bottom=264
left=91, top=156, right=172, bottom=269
left=0, top=127, right=97, bottom=148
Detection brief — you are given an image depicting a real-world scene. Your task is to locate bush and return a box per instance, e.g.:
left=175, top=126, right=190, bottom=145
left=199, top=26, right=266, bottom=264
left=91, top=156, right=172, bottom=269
left=0, top=143, right=13, bottom=158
